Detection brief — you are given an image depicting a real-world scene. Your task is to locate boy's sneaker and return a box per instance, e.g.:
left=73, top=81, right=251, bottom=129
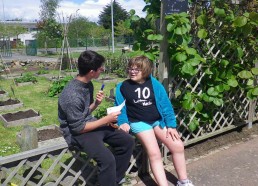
left=176, top=180, right=194, bottom=186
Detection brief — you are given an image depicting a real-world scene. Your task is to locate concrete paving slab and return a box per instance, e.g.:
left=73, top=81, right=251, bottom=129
left=133, top=136, right=258, bottom=186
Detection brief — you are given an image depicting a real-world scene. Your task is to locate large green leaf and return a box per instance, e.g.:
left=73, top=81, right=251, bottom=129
left=175, top=89, right=181, bottom=98
left=167, top=23, right=176, bottom=32
left=202, top=93, right=213, bottom=102
left=176, top=53, right=187, bottom=62
left=215, top=85, right=225, bottom=93
left=227, top=79, right=238, bottom=87
left=189, top=119, right=199, bottom=132
left=175, top=26, right=188, bottom=35
left=242, top=24, right=253, bottom=36
left=186, top=48, right=197, bottom=55
left=252, top=87, right=258, bottom=96
left=251, top=68, right=258, bottom=75
left=233, top=16, right=248, bottom=27
left=223, top=84, right=230, bottom=91
left=131, top=15, right=140, bottom=21
left=188, top=58, right=200, bottom=66
left=195, top=101, right=203, bottom=112
left=214, top=8, right=226, bottom=17
left=205, top=68, right=213, bottom=75
left=147, top=34, right=163, bottom=41
left=221, top=59, right=229, bottom=67
left=182, top=100, right=194, bottom=110
left=144, top=52, right=156, bottom=61
left=124, top=19, right=131, bottom=28
left=247, top=79, right=254, bottom=86
left=207, top=87, right=219, bottom=96
left=249, top=12, right=258, bottom=24
left=238, top=70, right=253, bottom=79
left=236, top=47, right=244, bottom=58
left=197, top=29, right=208, bottom=39
left=175, top=27, right=183, bottom=35
left=213, top=98, right=223, bottom=106
left=197, top=15, right=207, bottom=25
left=129, top=9, right=136, bottom=15
left=182, top=63, right=195, bottom=75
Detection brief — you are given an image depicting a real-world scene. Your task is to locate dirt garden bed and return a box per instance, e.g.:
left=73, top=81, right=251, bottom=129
left=37, top=125, right=63, bottom=141
left=37, top=125, right=65, bottom=147
left=0, top=99, right=23, bottom=111
left=0, top=90, right=8, bottom=100
left=0, top=109, right=42, bottom=127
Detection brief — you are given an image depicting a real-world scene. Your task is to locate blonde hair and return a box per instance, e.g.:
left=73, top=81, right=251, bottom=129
left=127, top=56, right=153, bottom=79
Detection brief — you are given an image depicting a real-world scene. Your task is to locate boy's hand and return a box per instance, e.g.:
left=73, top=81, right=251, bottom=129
left=106, top=111, right=121, bottom=123
left=95, top=90, right=104, bottom=105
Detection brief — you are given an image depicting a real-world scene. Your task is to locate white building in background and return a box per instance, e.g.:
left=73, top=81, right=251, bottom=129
left=1, top=21, right=37, bottom=45
left=15, top=31, right=37, bottom=44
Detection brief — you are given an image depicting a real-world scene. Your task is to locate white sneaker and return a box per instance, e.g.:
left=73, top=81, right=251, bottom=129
left=176, top=180, right=194, bottom=186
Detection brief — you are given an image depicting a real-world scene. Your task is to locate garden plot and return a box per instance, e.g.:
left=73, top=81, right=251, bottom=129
left=0, top=109, right=42, bottom=127
left=0, top=73, right=22, bottom=79
left=0, top=90, right=8, bottom=101
left=37, top=124, right=65, bottom=147
left=0, top=99, right=23, bottom=111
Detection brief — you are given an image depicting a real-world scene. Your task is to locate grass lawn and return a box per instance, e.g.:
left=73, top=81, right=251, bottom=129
left=0, top=71, right=125, bottom=156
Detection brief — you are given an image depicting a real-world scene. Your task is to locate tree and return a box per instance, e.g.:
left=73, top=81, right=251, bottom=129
left=114, top=20, right=133, bottom=36
left=8, top=24, right=27, bottom=48
left=68, top=16, right=109, bottom=47
left=68, top=16, right=93, bottom=46
left=98, top=0, right=129, bottom=29
left=37, top=0, right=62, bottom=51
left=39, top=0, right=61, bottom=20
left=0, top=23, right=27, bottom=48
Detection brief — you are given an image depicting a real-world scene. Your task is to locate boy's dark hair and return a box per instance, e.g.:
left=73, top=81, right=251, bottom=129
left=78, top=50, right=105, bottom=75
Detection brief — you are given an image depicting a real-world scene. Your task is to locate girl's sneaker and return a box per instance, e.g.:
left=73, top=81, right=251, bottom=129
left=176, top=180, right=194, bottom=186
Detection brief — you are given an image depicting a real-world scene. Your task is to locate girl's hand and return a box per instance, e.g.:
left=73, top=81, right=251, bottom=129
left=95, top=90, right=104, bottom=105
left=119, top=123, right=130, bottom=133
left=166, top=128, right=180, bottom=141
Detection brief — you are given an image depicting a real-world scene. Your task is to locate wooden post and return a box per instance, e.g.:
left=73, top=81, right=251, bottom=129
left=159, top=0, right=188, bottom=93
left=16, top=125, right=38, bottom=151
left=159, top=1, right=170, bottom=93
left=248, top=62, right=258, bottom=129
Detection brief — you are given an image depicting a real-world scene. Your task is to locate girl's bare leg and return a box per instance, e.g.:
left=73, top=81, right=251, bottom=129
left=154, top=126, right=188, bottom=180
left=136, top=129, right=169, bottom=186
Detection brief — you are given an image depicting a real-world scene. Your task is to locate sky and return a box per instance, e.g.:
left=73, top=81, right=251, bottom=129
left=0, top=0, right=147, bottom=23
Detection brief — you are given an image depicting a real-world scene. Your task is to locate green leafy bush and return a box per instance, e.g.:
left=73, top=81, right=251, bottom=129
left=14, top=73, right=37, bottom=83
left=48, top=76, right=73, bottom=97
left=93, top=102, right=114, bottom=119
left=37, top=69, right=49, bottom=75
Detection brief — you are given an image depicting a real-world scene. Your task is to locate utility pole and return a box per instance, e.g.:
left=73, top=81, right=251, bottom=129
left=111, top=0, right=115, bottom=53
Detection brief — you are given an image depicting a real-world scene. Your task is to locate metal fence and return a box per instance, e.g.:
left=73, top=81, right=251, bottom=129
left=0, top=37, right=12, bottom=57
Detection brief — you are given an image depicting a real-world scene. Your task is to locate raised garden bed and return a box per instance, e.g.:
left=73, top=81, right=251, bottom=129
left=0, top=109, right=42, bottom=128
left=95, top=76, right=117, bottom=83
left=0, top=90, right=8, bottom=100
left=0, top=73, right=23, bottom=79
left=0, top=99, right=23, bottom=111
left=14, top=73, right=37, bottom=86
left=37, top=125, right=64, bottom=147
left=16, top=81, right=34, bottom=86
